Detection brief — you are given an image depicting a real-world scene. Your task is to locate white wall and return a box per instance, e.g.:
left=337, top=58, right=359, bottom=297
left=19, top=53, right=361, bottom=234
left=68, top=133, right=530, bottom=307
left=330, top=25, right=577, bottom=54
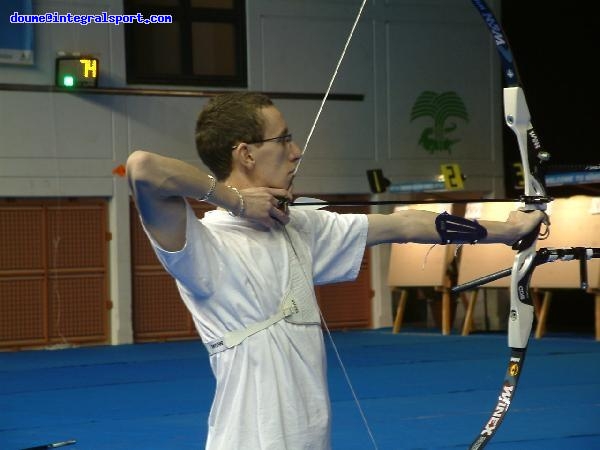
left=0, top=0, right=502, bottom=338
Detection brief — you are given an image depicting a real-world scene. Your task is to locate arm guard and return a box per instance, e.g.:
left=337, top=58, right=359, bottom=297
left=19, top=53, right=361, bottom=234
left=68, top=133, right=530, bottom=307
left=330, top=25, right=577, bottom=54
left=435, top=212, right=487, bottom=244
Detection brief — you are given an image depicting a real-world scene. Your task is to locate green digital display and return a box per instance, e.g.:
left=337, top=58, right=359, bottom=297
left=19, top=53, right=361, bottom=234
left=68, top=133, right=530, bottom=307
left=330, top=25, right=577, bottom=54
left=55, top=56, right=99, bottom=88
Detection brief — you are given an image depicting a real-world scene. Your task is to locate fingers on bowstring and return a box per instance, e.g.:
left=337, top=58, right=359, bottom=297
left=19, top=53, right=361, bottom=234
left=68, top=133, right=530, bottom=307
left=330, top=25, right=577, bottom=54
left=272, top=204, right=290, bottom=225
left=539, top=212, right=551, bottom=240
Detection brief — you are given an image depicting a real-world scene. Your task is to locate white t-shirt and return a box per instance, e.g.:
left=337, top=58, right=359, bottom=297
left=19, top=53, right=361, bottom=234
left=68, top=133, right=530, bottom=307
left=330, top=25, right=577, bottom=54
left=146, top=203, right=368, bottom=450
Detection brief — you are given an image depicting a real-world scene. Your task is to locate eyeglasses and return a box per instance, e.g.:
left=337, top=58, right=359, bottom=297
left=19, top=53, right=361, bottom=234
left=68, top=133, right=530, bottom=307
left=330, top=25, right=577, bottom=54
left=232, top=133, right=292, bottom=149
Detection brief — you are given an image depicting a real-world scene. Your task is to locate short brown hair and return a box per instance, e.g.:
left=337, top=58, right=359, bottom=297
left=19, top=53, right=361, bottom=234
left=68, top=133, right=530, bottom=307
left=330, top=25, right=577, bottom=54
left=195, top=92, right=273, bottom=180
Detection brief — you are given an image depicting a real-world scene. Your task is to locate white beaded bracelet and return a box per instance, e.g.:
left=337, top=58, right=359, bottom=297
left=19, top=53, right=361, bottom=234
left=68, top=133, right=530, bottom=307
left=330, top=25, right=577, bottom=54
left=198, top=174, right=216, bottom=202
left=227, top=186, right=245, bottom=217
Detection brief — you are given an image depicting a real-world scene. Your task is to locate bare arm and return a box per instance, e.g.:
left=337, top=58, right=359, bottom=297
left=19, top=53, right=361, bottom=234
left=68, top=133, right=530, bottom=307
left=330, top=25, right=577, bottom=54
left=126, top=150, right=291, bottom=251
left=366, top=209, right=546, bottom=247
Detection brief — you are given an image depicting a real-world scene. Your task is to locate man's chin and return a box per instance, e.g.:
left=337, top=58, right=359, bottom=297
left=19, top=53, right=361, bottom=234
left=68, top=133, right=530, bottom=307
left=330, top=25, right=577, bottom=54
left=273, top=180, right=293, bottom=190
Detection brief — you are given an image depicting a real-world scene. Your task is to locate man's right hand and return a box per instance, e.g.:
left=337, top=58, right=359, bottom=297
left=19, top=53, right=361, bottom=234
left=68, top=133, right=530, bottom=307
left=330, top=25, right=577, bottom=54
left=240, top=187, right=293, bottom=228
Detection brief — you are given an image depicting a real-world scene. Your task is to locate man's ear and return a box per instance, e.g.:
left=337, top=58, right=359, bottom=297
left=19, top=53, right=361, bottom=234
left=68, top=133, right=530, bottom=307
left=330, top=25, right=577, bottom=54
left=232, top=143, right=255, bottom=169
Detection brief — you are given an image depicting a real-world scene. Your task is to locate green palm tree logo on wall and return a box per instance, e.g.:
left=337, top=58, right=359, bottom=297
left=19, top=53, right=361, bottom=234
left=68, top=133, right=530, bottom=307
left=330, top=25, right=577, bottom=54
left=410, top=91, right=469, bottom=153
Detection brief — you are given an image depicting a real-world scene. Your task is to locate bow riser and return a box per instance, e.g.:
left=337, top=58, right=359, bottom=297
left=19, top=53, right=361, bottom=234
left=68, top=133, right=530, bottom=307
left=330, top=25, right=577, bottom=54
left=508, top=248, right=536, bottom=348
left=503, top=87, right=547, bottom=201
left=503, top=86, right=547, bottom=350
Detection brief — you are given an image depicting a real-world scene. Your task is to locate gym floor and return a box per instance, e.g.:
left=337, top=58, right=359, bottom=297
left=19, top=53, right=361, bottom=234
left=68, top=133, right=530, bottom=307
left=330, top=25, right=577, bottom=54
left=1, top=329, right=599, bottom=449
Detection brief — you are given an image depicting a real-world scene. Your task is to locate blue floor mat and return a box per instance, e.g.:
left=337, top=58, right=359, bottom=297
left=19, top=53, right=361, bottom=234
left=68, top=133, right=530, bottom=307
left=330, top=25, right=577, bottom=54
left=1, top=330, right=599, bottom=449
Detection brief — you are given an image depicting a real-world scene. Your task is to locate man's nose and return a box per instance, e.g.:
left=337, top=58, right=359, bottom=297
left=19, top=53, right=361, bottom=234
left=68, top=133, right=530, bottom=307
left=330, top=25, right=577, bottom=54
left=290, top=141, right=302, bottom=160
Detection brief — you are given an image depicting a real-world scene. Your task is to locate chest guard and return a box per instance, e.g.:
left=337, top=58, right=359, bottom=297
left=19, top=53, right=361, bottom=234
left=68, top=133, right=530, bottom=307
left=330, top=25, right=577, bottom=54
left=282, top=226, right=321, bottom=325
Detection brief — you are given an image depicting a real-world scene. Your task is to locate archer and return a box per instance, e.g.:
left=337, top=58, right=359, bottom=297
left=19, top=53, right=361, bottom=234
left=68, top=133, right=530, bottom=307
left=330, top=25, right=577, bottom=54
left=126, top=91, right=544, bottom=449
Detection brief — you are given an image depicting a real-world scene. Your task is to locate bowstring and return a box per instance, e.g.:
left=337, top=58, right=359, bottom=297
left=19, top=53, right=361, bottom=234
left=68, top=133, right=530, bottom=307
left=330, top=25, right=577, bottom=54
left=287, top=0, right=369, bottom=188
left=283, top=1, right=377, bottom=447
left=49, top=91, right=68, bottom=349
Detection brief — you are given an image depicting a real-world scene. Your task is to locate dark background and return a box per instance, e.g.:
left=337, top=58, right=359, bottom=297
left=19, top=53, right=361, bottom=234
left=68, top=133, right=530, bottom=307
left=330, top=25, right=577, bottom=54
left=500, top=2, right=597, bottom=334
left=501, top=1, right=599, bottom=198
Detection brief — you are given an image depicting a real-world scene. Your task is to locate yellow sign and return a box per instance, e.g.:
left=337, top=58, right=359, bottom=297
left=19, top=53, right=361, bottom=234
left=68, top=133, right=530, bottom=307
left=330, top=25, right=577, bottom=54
left=80, top=58, right=97, bottom=78
left=440, top=163, right=464, bottom=190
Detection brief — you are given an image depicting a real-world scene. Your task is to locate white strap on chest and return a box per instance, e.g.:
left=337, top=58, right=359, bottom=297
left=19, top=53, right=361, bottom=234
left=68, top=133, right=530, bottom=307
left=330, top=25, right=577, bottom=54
left=204, top=294, right=299, bottom=355
left=203, top=227, right=321, bottom=356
